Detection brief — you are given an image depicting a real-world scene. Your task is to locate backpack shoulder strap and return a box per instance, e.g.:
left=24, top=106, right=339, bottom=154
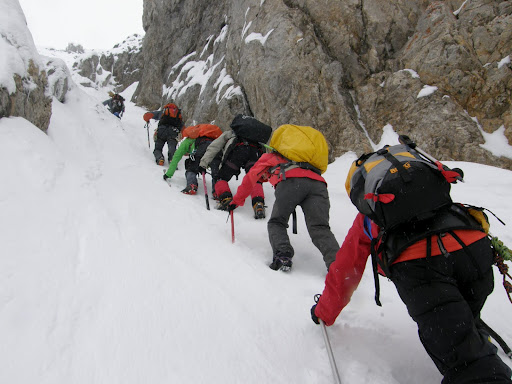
left=361, top=215, right=385, bottom=307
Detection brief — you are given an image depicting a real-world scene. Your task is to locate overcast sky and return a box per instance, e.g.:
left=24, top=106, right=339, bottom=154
left=18, top=0, right=144, bottom=50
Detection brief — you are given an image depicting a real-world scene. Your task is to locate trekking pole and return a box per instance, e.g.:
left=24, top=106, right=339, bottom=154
left=398, top=134, right=463, bottom=183
left=314, top=295, right=342, bottom=383
left=202, top=171, right=210, bottom=211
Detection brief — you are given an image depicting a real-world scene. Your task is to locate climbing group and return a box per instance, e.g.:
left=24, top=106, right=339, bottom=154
left=140, top=103, right=512, bottom=384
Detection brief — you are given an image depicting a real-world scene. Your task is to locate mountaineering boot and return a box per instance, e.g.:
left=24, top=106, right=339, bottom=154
left=157, top=158, right=165, bottom=166
left=253, top=202, right=266, bottom=219
left=269, top=253, right=293, bottom=272
left=217, top=196, right=233, bottom=211
left=181, top=184, right=198, bottom=195
left=252, top=197, right=265, bottom=219
left=216, top=192, right=233, bottom=210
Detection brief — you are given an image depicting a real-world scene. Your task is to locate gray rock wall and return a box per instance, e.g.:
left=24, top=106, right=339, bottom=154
left=73, top=35, right=144, bottom=96
left=0, top=1, right=76, bottom=133
left=0, top=60, right=52, bottom=132
left=135, top=0, right=512, bottom=168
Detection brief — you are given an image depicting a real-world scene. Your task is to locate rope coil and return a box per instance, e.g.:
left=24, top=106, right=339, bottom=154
left=491, top=236, right=512, bottom=304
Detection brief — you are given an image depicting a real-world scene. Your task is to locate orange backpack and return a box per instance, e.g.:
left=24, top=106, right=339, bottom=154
left=163, top=103, right=180, bottom=118
left=182, top=124, right=222, bottom=139
left=159, top=103, right=183, bottom=128
left=198, top=124, right=222, bottom=139
left=182, top=125, right=201, bottom=139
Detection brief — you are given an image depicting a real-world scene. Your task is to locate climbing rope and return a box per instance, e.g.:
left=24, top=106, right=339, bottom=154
left=491, top=236, right=512, bottom=304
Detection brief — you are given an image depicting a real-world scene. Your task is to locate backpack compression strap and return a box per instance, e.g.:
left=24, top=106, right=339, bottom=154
left=364, top=216, right=382, bottom=307
left=362, top=149, right=411, bottom=204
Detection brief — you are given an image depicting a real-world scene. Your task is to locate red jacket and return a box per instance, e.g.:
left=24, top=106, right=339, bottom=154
left=231, top=153, right=326, bottom=207
left=315, top=213, right=486, bottom=326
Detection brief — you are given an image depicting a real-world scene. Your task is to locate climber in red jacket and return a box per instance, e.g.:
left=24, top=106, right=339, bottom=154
left=229, top=150, right=339, bottom=271
left=311, top=210, right=512, bottom=383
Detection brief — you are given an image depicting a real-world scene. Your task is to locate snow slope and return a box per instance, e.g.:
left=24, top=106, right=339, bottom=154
left=1, top=79, right=512, bottom=384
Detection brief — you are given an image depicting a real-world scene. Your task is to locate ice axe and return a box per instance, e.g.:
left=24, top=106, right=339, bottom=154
left=145, top=122, right=151, bottom=148
left=398, top=135, right=464, bottom=183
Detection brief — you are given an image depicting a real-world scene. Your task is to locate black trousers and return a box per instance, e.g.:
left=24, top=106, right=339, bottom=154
left=391, top=236, right=512, bottom=383
left=153, top=125, right=179, bottom=162
left=184, top=156, right=221, bottom=190
left=218, top=144, right=261, bottom=181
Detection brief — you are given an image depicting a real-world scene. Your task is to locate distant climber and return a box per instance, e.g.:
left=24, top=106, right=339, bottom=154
left=103, top=92, right=125, bottom=119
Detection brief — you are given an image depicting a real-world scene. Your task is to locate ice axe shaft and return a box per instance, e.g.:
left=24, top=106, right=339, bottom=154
left=320, top=320, right=342, bottom=384
left=202, top=172, right=210, bottom=211
left=145, top=122, right=150, bottom=148
left=398, top=135, right=438, bottom=163
left=230, top=211, right=235, bottom=244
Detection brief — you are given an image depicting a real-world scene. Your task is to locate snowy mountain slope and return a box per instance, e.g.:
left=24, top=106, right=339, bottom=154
left=1, top=77, right=512, bottom=384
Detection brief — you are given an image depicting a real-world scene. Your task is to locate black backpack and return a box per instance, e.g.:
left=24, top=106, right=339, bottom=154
left=346, top=137, right=483, bottom=304
left=111, top=99, right=124, bottom=113
left=230, top=114, right=272, bottom=144
left=346, top=143, right=454, bottom=230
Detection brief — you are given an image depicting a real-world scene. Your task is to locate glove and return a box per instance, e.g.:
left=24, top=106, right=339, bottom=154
left=452, top=167, right=464, bottom=179
left=163, top=174, right=169, bottom=181
left=198, top=166, right=206, bottom=174
left=311, top=304, right=320, bottom=325
left=143, top=112, right=154, bottom=122
left=227, top=202, right=238, bottom=212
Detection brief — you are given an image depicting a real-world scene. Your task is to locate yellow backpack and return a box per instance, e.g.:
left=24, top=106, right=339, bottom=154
left=269, top=124, right=329, bottom=174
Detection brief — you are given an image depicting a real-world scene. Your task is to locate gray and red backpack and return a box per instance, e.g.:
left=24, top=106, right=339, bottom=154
left=345, top=136, right=484, bottom=304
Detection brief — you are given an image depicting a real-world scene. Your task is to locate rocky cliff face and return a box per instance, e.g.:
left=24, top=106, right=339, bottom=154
left=0, top=0, right=53, bottom=132
left=0, top=60, right=53, bottom=132
left=135, top=0, right=512, bottom=168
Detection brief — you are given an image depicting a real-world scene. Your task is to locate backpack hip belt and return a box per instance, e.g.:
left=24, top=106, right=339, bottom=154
left=269, top=161, right=322, bottom=181
left=380, top=203, right=485, bottom=275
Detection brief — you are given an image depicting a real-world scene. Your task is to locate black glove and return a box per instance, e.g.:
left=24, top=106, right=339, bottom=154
left=163, top=174, right=169, bottom=181
left=227, top=202, right=238, bottom=212
left=452, top=167, right=464, bottom=179
left=198, top=166, right=206, bottom=174
left=311, top=304, right=320, bottom=324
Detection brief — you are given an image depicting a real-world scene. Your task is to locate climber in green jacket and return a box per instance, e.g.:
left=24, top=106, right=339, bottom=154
left=163, top=124, right=223, bottom=195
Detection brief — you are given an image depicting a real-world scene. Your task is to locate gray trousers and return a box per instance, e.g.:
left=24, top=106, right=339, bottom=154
left=267, top=178, right=340, bottom=268
left=153, top=137, right=177, bottom=162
